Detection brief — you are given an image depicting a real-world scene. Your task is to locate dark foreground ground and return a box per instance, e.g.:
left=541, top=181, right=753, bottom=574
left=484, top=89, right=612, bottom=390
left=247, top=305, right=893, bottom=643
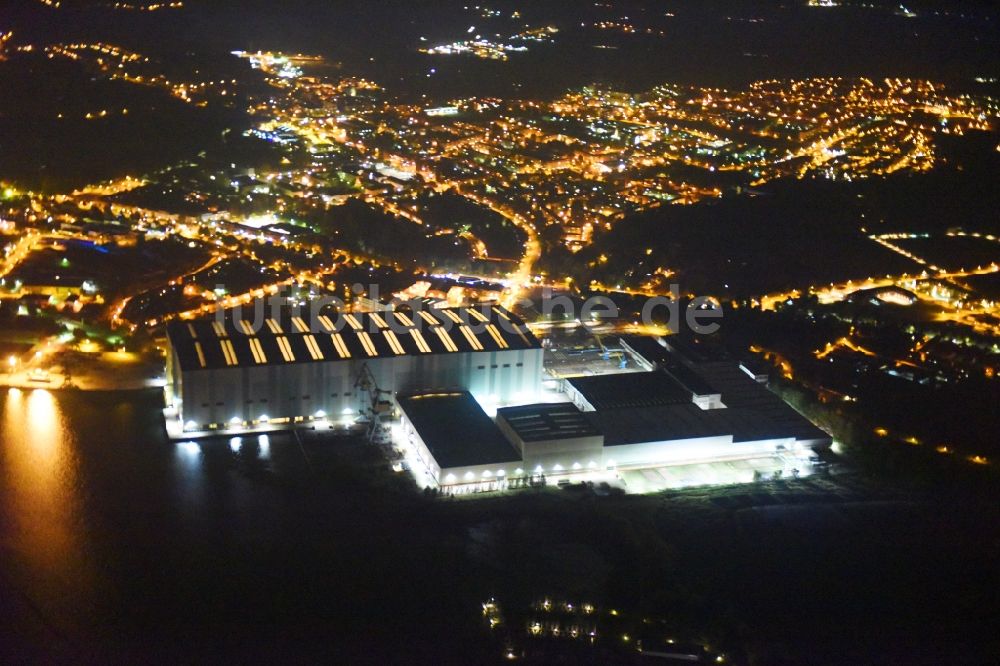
left=1, top=389, right=998, bottom=664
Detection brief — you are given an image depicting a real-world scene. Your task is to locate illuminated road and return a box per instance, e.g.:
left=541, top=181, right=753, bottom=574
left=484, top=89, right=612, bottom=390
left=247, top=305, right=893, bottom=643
left=0, top=231, right=42, bottom=282
left=758, top=264, right=1000, bottom=311
left=446, top=185, right=541, bottom=310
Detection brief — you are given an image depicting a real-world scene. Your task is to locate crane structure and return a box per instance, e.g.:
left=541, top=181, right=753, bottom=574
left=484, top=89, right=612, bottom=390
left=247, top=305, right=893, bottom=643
left=354, top=362, right=394, bottom=445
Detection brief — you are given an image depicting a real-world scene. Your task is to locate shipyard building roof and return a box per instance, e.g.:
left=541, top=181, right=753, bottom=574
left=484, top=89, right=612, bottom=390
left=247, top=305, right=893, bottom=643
left=566, top=371, right=692, bottom=410
left=497, top=403, right=602, bottom=442
left=397, top=392, right=521, bottom=469
left=167, top=304, right=540, bottom=372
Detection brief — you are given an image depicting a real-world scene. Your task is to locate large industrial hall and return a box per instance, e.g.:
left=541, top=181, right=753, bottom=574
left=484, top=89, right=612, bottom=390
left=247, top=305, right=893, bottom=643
left=166, top=306, right=831, bottom=494
left=396, top=334, right=830, bottom=493
left=165, top=304, right=544, bottom=435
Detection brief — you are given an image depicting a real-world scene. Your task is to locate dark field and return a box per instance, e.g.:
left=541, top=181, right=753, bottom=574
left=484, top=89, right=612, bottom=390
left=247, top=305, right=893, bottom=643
left=414, top=191, right=526, bottom=262
left=307, top=199, right=473, bottom=271
left=0, top=54, right=237, bottom=191
left=7, top=237, right=208, bottom=298
left=963, top=272, right=1000, bottom=300
left=893, top=236, right=999, bottom=273
left=563, top=181, right=921, bottom=299
left=565, top=129, right=1000, bottom=298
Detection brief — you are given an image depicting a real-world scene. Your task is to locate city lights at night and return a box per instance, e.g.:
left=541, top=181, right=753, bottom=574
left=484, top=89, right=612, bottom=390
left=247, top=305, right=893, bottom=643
left=0, top=1, right=998, bottom=663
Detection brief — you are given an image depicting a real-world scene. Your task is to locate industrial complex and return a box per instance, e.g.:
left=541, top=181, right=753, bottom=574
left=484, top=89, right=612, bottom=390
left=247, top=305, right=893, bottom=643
left=165, top=304, right=544, bottom=434
left=166, top=306, right=831, bottom=494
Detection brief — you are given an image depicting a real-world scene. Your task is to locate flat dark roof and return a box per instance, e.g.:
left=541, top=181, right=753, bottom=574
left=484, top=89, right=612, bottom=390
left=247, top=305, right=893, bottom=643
left=585, top=360, right=830, bottom=446
left=663, top=334, right=730, bottom=364
left=397, top=392, right=521, bottom=469
left=619, top=336, right=719, bottom=396
left=585, top=403, right=727, bottom=446
left=497, top=403, right=601, bottom=442
left=690, top=362, right=831, bottom=444
left=663, top=362, right=719, bottom=398
left=566, top=371, right=692, bottom=410
left=618, top=335, right=673, bottom=366
left=588, top=400, right=825, bottom=447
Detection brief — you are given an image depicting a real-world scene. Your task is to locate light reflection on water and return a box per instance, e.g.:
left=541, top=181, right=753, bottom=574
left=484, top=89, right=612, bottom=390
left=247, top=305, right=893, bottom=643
left=2, top=388, right=79, bottom=566
left=0, top=387, right=98, bottom=636
left=174, top=433, right=271, bottom=469
left=0, top=387, right=339, bottom=656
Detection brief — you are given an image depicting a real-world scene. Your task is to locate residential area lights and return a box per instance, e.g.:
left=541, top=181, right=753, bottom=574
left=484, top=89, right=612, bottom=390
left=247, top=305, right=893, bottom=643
left=230, top=53, right=996, bottom=260
left=2, top=49, right=997, bottom=447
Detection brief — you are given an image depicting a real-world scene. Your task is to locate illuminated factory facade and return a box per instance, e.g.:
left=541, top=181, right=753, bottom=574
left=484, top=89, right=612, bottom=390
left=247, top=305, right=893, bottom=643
left=396, top=335, right=831, bottom=493
left=165, top=305, right=543, bottom=433
left=167, top=307, right=830, bottom=494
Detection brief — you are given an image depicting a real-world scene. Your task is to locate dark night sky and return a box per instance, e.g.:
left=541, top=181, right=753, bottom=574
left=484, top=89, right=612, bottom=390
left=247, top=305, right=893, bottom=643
left=6, top=0, right=999, bottom=101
